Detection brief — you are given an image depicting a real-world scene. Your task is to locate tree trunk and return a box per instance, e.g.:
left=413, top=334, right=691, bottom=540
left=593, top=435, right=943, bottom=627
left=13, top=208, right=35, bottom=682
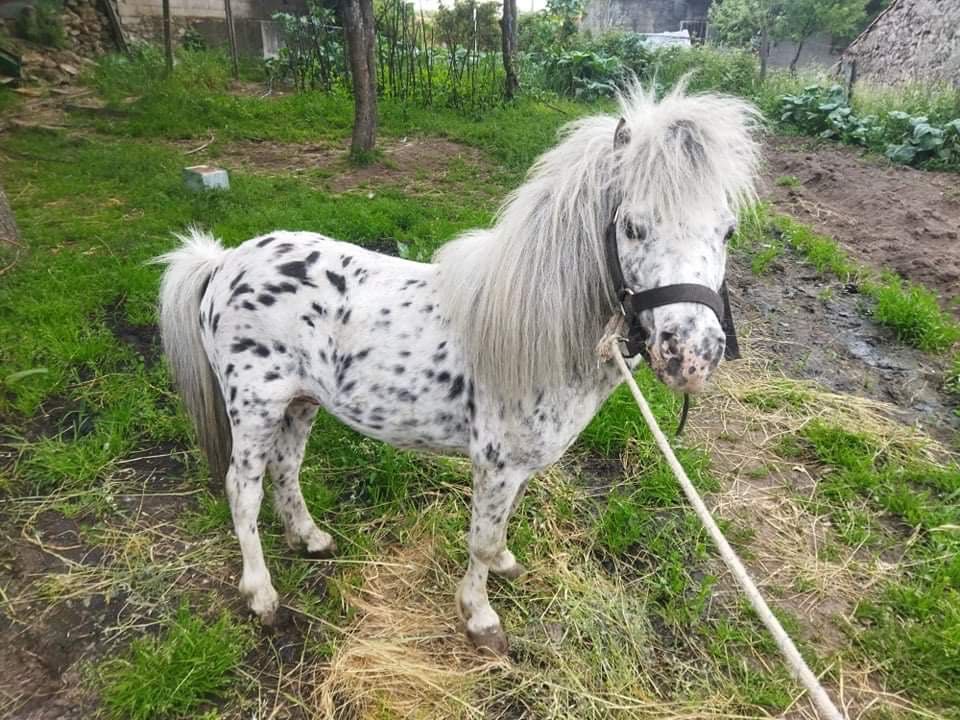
left=341, top=0, right=378, bottom=160
left=223, top=0, right=240, bottom=79
left=0, top=184, right=21, bottom=247
left=162, top=0, right=173, bottom=73
left=789, top=36, right=807, bottom=74
left=500, top=0, right=519, bottom=100
left=759, top=24, right=769, bottom=81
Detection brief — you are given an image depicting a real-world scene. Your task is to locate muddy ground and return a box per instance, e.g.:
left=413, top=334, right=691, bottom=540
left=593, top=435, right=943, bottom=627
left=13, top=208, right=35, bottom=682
left=762, top=136, right=960, bottom=314
left=727, top=255, right=959, bottom=439
left=2, top=133, right=959, bottom=718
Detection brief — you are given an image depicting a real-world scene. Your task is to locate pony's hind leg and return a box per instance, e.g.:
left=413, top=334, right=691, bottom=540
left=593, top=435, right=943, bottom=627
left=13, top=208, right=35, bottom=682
left=269, top=399, right=336, bottom=558
left=226, top=423, right=281, bottom=625
left=457, top=463, right=532, bottom=655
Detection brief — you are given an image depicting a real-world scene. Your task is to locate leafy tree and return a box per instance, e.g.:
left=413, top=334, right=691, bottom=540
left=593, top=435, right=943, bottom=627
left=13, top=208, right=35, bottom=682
left=777, top=0, right=866, bottom=70
left=436, top=0, right=502, bottom=52
left=709, top=0, right=867, bottom=76
left=546, top=0, right=584, bottom=44
left=518, top=0, right=583, bottom=56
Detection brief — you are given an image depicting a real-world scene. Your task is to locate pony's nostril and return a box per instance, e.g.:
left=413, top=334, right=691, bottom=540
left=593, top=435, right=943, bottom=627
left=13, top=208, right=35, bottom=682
left=658, top=330, right=680, bottom=358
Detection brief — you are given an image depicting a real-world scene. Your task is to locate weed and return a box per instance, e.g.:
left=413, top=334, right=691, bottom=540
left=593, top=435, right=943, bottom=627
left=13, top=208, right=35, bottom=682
left=98, top=606, right=254, bottom=720
left=775, top=174, right=800, bottom=188
left=864, top=276, right=960, bottom=353
left=14, top=0, right=65, bottom=47
left=773, top=215, right=855, bottom=280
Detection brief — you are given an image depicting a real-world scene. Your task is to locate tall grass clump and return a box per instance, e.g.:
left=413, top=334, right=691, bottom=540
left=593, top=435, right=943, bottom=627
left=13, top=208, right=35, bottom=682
left=852, top=80, right=960, bottom=128
left=865, top=276, right=960, bottom=353
left=98, top=606, right=253, bottom=720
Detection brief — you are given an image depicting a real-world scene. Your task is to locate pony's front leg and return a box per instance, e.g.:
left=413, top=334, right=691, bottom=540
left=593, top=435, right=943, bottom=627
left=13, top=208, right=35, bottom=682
left=457, top=464, right=531, bottom=655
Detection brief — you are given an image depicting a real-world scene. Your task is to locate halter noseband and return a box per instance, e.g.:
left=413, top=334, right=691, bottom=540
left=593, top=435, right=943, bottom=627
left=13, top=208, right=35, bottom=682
left=605, top=119, right=741, bottom=363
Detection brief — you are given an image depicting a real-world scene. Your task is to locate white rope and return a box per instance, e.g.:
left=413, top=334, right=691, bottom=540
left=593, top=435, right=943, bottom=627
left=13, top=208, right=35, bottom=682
left=606, top=340, right=847, bottom=720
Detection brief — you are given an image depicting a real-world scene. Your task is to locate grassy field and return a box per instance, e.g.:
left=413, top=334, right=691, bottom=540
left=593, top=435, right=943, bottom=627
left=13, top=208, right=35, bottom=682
left=1, top=52, right=959, bottom=719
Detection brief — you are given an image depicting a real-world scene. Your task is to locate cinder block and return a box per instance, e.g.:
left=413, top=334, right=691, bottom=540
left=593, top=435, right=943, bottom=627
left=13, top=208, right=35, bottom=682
left=183, top=165, right=229, bottom=191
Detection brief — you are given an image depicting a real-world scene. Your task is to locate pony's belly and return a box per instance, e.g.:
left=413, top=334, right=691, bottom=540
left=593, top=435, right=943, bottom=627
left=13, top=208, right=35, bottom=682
left=318, top=377, right=473, bottom=455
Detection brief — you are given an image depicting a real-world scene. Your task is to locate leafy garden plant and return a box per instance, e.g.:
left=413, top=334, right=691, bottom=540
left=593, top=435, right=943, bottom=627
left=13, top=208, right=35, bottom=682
left=779, top=85, right=960, bottom=170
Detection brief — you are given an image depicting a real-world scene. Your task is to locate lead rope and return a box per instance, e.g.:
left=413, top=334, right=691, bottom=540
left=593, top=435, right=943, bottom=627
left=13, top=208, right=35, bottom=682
left=601, top=334, right=847, bottom=720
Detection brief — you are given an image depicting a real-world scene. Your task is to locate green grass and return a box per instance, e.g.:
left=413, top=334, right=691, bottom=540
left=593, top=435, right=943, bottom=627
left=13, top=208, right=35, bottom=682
left=730, top=204, right=782, bottom=274
left=774, top=175, right=800, bottom=188
left=851, top=79, right=960, bottom=129
left=97, top=606, right=254, bottom=720
left=784, top=421, right=960, bottom=714
left=83, top=48, right=582, bottom=178
left=772, top=215, right=856, bottom=280
left=865, top=275, right=960, bottom=353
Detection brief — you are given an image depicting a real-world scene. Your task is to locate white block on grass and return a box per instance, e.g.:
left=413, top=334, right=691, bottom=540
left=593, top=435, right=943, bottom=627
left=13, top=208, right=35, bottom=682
left=183, top=165, right=230, bottom=191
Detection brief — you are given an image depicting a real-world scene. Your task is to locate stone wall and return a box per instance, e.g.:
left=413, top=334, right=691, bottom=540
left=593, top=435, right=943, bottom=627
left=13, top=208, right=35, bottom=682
left=841, top=0, right=960, bottom=86
left=62, top=0, right=115, bottom=56
left=582, top=0, right=712, bottom=35
left=0, top=0, right=114, bottom=84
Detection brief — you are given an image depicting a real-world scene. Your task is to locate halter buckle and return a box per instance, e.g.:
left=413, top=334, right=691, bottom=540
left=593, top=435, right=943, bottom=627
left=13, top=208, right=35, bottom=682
left=617, top=287, right=634, bottom=317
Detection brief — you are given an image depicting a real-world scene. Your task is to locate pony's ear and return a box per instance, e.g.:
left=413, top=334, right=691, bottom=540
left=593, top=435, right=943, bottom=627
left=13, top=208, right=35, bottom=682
left=613, top=117, right=631, bottom=149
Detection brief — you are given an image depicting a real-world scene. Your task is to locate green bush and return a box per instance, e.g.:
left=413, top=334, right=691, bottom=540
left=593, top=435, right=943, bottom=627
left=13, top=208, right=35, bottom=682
left=544, top=49, right=623, bottom=100
left=15, top=0, right=65, bottom=48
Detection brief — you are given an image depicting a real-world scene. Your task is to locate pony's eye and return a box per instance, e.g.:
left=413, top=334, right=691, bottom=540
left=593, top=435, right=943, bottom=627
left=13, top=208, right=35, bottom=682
left=724, top=226, right=736, bottom=242
left=624, top=222, right=646, bottom=241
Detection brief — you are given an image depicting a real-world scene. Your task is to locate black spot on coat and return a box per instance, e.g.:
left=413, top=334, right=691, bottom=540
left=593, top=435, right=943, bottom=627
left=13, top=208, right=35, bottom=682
left=326, top=271, right=347, bottom=294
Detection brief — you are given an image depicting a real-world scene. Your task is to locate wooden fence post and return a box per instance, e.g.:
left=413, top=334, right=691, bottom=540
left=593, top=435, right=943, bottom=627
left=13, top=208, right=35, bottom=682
left=162, top=0, right=173, bottom=73
left=224, top=0, right=240, bottom=79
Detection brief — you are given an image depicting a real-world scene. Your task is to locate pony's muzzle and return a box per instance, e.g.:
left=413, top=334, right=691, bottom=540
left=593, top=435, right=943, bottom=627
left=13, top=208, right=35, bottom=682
left=649, top=323, right=724, bottom=393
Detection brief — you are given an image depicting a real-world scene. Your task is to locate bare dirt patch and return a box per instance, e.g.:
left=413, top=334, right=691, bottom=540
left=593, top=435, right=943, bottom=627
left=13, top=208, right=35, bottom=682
left=173, top=136, right=499, bottom=198
left=0, top=443, right=199, bottom=719
left=762, top=136, right=960, bottom=313
left=0, top=511, right=117, bottom=719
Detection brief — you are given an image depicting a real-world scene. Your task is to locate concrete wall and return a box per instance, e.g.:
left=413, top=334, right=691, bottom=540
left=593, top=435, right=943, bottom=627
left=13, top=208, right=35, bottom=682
left=582, top=0, right=711, bottom=35
left=117, top=0, right=308, bottom=55
left=117, top=0, right=304, bottom=22
left=841, top=0, right=960, bottom=86
left=767, top=32, right=842, bottom=71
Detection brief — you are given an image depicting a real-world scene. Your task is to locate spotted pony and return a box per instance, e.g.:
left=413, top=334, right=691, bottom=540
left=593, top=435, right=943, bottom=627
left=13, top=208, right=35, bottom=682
left=156, top=84, right=761, bottom=653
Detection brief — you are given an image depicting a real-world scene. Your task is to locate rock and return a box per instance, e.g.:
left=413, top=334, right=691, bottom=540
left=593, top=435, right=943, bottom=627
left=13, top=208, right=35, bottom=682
left=183, top=166, right=230, bottom=192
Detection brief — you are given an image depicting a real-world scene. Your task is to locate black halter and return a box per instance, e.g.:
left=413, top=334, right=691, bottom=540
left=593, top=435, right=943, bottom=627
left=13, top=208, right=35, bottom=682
left=603, top=217, right=741, bottom=362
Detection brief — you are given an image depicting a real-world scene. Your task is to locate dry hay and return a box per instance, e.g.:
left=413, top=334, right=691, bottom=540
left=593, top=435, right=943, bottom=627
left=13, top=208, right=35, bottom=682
left=313, top=540, right=503, bottom=719
left=308, top=482, right=753, bottom=720
left=681, top=333, right=953, bottom=719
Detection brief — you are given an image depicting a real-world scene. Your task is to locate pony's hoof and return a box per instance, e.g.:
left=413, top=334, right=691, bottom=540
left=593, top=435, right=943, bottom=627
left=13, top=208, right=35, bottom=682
left=467, top=625, right=510, bottom=657
left=296, top=529, right=337, bottom=559
left=243, top=582, right=280, bottom=625
left=493, top=561, right=526, bottom=580
left=303, top=539, right=337, bottom=560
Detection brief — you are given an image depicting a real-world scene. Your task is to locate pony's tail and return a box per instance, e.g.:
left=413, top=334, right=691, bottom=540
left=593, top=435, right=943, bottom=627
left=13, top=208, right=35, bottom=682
left=155, top=227, right=232, bottom=484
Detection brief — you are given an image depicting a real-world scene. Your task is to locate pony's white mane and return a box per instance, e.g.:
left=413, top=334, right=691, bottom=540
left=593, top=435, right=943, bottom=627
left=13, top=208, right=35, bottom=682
left=435, top=83, right=762, bottom=398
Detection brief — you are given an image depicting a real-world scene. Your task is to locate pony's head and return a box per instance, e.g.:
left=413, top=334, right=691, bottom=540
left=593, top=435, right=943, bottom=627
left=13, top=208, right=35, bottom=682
left=435, top=83, right=761, bottom=400
left=608, top=85, right=760, bottom=392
